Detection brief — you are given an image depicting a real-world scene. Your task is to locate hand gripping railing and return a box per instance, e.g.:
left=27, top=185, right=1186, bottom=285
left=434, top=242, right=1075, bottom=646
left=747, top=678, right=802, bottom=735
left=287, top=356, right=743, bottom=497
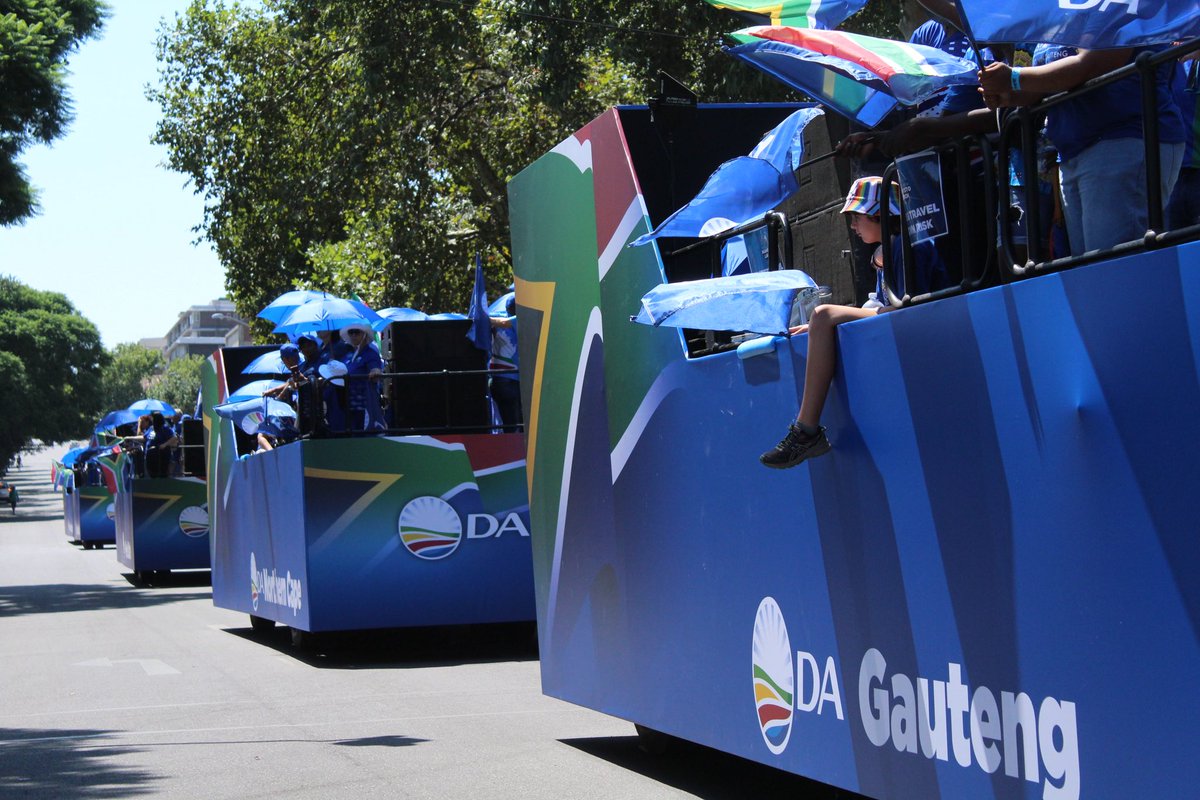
left=998, top=38, right=1200, bottom=280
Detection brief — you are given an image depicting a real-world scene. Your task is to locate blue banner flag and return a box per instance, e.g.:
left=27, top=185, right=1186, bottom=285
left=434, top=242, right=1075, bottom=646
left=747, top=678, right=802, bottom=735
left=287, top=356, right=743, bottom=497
left=633, top=108, right=823, bottom=245
left=466, top=253, right=491, bottom=352
left=957, top=0, right=1200, bottom=48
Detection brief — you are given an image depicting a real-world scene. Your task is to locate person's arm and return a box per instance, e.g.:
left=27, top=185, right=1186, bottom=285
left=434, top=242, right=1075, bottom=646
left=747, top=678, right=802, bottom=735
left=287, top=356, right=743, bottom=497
left=257, top=433, right=275, bottom=451
left=881, top=107, right=999, bottom=156
left=978, top=49, right=1132, bottom=107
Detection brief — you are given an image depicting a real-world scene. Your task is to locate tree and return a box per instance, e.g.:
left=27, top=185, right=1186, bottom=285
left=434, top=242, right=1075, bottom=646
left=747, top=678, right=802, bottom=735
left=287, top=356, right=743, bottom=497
left=0, top=0, right=107, bottom=225
left=147, top=354, right=203, bottom=416
left=97, top=342, right=163, bottom=413
left=150, top=0, right=795, bottom=320
left=0, top=275, right=106, bottom=466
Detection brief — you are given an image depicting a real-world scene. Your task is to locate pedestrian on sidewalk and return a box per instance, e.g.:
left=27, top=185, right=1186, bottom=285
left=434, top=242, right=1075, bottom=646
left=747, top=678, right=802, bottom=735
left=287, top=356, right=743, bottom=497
left=8, top=485, right=18, bottom=514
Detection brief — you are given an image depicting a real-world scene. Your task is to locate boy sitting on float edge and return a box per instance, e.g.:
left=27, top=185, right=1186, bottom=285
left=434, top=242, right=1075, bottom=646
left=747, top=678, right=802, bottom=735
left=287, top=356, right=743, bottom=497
left=760, top=176, right=948, bottom=469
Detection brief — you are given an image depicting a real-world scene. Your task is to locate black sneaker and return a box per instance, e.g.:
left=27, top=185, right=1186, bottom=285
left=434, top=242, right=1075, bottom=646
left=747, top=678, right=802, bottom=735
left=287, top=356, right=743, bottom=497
left=759, top=424, right=831, bottom=469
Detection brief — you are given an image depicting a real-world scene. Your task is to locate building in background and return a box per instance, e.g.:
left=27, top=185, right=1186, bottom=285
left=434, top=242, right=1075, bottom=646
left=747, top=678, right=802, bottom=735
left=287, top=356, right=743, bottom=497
left=162, top=298, right=251, bottom=362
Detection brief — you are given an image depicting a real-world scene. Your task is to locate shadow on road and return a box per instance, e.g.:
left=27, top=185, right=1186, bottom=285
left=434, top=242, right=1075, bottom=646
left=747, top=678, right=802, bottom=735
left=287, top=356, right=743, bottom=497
left=224, top=621, right=538, bottom=670
left=121, top=571, right=212, bottom=589
left=561, top=734, right=871, bottom=800
left=332, top=734, right=429, bottom=748
left=0, top=728, right=159, bottom=798
left=0, top=583, right=207, bottom=618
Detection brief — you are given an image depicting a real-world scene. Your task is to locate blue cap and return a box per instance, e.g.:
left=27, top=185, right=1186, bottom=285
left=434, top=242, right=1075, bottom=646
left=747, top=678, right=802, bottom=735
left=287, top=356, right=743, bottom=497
left=279, top=343, right=300, bottom=359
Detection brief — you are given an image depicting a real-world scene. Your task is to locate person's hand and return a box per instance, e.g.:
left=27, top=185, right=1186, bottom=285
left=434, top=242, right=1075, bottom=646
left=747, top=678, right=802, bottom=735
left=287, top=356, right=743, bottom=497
left=788, top=324, right=809, bottom=336
left=369, top=368, right=383, bottom=382
left=978, top=62, right=1018, bottom=108
left=835, top=132, right=879, bottom=160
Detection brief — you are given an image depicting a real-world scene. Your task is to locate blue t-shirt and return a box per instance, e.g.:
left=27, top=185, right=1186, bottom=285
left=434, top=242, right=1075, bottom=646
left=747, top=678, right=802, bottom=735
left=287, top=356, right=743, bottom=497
left=909, top=22, right=989, bottom=118
left=341, top=345, right=385, bottom=430
left=880, top=237, right=949, bottom=303
left=1033, top=44, right=1185, bottom=162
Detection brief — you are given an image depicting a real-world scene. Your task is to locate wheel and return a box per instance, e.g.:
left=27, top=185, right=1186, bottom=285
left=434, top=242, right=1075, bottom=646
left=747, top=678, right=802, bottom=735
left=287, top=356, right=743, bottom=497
left=81, top=542, right=93, bottom=550
left=634, top=724, right=673, bottom=756
left=290, top=627, right=316, bottom=649
left=249, top=615, right=276, bottom=634
left=135, top=570, right=153, bottom=585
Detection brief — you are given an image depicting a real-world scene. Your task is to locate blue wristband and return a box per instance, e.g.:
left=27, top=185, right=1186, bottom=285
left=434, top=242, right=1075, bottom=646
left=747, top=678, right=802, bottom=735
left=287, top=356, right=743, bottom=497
left=1011, top=68, right=1022, bottom=92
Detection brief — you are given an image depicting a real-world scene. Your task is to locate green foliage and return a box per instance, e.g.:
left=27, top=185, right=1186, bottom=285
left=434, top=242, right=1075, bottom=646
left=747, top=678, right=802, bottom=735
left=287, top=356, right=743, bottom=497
left=150, top=0, right=793, bottom=318
left=152, top=1, right=909, bottom=317
left=147, top=354, right=203, bottom=414
left=0, top=0, right=107, bottom=225
left=98, top=342, right=163, bottom=412
left=0, top=275, right=106, bottom=465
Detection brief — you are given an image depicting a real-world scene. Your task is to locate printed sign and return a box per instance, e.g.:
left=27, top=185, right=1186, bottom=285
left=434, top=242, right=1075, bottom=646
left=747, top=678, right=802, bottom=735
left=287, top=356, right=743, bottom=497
left=895, top=151, right=948, bottom=245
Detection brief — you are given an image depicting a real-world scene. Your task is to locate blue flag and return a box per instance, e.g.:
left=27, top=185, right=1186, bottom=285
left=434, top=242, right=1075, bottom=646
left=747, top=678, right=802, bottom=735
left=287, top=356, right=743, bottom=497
left=632, top=108, right=823, bottom=245
left=957, top=0, right=1200, bottom=48
left=466, top=253, right=491, bottom=352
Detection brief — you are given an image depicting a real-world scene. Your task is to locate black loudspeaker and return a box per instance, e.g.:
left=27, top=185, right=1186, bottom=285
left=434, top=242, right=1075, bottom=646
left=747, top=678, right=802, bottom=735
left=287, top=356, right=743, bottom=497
left=182, top=418, right=206, bottom=478
left=382, top=320, right=489, bottom=430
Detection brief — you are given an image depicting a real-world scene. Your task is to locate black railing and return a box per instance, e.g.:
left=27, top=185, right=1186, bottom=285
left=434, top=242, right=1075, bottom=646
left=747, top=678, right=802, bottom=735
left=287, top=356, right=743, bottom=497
left=296, top=368, right=524, bottom=438
left=881, top=135, right=998, bottom=307
left=998, top=38, right=1200, bottom=279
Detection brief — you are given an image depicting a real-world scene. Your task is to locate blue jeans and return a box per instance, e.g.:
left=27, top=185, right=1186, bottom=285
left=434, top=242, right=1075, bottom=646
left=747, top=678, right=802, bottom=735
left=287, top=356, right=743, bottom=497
left=1058, top=138, right=1185, bottom=256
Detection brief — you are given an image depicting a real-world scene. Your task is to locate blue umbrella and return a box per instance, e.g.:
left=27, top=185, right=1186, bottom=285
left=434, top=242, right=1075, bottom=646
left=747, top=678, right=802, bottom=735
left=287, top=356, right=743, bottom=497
left=95, top=409, right=139, bottom=432
left=241, top=350, right=289, bottom=375
left=632, top=270, right=817, bottom=335
left=372, top=307, right=429, bottom=330
left=214, top=397, right=297, bottom=435
left=129, top=399, right=178, bottom=417
left=257, top=290, right=329, bottom=323
left=59, top=447, right=90, bottom=467
left=272, top=296, right=382, bottom=336
left=226, top=379, right=286, bottom=403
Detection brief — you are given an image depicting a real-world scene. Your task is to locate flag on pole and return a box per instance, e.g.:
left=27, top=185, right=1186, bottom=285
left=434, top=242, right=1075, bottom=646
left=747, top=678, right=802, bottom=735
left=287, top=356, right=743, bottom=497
left=466, top=253, right=492, bottom=352
left=632, top=107, right=824, bottom=245
left=703, top=0, right=867, bottom=30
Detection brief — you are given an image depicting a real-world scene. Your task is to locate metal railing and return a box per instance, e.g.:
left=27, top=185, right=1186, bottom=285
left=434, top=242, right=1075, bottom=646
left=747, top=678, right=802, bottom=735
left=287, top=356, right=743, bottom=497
left=998, top=38, right=1200, bottom=279
left=880, top=135, right=998, bottom=307
left=287, top=368, right=524, bottom=438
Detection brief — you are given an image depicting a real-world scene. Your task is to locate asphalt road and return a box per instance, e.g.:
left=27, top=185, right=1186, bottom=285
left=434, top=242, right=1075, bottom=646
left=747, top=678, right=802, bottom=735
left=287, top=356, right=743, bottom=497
left=0, top=447, right=858, bottom=800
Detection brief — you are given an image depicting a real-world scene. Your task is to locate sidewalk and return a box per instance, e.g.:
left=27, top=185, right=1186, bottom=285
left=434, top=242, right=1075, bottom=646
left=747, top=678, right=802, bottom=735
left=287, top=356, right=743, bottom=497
left=0, top=445, right=74, bottom=523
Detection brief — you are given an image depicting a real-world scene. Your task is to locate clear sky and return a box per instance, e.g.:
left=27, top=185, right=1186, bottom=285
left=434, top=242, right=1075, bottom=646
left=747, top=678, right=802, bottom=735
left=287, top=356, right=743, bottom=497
left=0, top=1, right=227, bottom=348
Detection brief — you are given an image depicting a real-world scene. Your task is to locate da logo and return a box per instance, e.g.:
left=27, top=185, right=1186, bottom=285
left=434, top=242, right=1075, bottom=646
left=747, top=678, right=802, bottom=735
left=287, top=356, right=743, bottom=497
left=752, top=597, right=794, bottom=755
left=397, top=496, right=462, bottom=560
left=178, top=504, right=209, bottom=537
left=105, top=503, right=115, bottom=521
left=250, top=552, right=260, bottom=611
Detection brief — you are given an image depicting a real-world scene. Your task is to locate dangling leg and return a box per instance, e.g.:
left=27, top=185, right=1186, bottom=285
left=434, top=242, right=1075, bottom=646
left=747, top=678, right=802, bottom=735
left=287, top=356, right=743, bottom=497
left=761, top=304, right=880, bottom=469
